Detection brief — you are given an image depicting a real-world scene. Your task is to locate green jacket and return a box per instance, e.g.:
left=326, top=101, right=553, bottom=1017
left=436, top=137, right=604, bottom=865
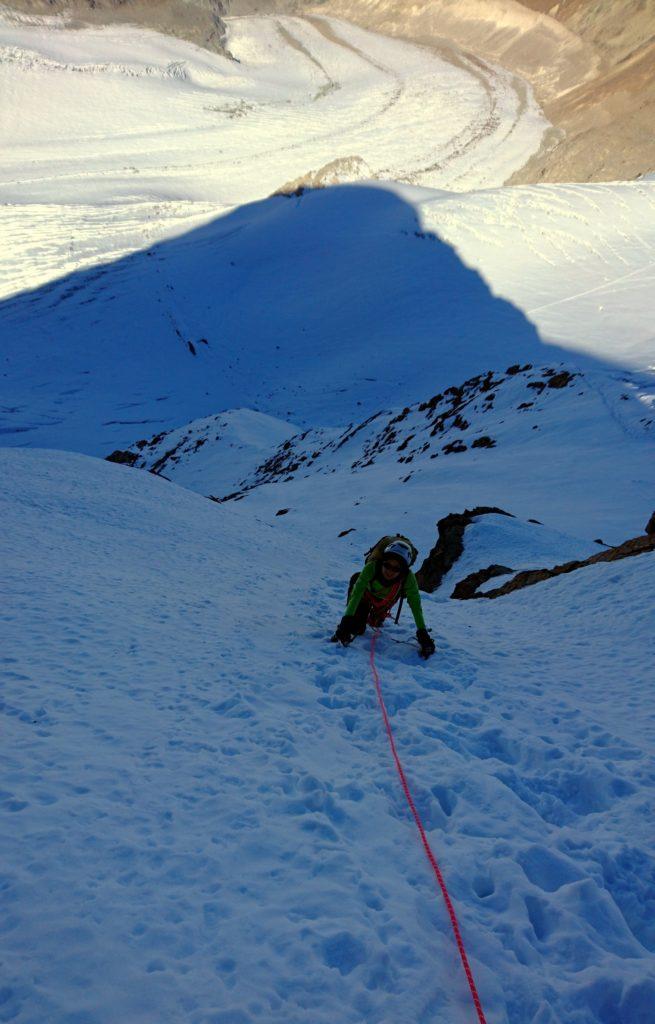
left=345, top=561, right=426, bottom=630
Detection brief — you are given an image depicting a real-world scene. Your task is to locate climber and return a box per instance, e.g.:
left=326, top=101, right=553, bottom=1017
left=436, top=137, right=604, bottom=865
left=332, top=536, right=435, bottom=658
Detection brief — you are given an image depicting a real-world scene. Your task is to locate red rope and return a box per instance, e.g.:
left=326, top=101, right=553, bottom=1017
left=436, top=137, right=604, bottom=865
left=369, top=630, right=488, bottom=1024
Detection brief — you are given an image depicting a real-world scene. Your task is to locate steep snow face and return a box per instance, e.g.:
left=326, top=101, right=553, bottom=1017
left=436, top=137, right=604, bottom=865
left=3, top=447, right=654, bottom=1024
left=412, top=180, right=655, bottom=368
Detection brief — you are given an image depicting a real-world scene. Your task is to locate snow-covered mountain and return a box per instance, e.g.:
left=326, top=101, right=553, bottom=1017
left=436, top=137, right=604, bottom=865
left=110, top=361, right=655, bottom=546
left=2, top=8, right=654, bottom=1024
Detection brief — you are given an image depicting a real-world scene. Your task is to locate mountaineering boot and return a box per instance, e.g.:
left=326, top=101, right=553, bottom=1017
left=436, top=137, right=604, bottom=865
left=332, top=615, right=356, bottom=646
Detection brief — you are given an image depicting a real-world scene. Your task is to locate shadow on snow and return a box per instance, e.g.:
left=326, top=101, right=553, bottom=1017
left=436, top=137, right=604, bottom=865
left=0, top=183, right=626, bottom=455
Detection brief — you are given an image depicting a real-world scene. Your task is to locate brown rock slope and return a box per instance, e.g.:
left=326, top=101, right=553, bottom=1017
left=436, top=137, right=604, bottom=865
left=414, top=506, right=515, bottom=593
left=510, top=0, right=655, bottom=183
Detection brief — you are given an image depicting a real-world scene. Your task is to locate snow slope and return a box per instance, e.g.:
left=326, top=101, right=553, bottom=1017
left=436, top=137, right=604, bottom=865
left=2, top=9, right=655, bottom=1024
left=2, top=447, right=654, bottom=1024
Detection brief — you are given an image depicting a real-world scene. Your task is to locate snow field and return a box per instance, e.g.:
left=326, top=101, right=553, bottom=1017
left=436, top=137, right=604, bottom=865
left=413, top=181, right=655, bottom=366
left=2, top=448, right=654, bottom=1024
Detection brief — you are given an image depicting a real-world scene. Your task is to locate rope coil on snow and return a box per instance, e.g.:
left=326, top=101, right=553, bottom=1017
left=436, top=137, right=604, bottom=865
left=369, top=630, right=488, bottom=1024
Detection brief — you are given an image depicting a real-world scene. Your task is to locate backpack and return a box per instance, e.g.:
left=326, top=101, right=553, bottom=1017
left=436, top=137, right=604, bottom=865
left=364, top=534, right=418, bottom=567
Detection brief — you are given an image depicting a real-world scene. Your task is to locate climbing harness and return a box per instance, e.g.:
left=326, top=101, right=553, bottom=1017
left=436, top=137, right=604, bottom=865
left=369, top=629, right=488, bottom=1024
left=365, top=578, right=402, bottom=627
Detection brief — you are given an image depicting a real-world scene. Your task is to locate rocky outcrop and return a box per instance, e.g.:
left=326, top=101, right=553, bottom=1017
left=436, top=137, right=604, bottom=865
left=106, top=448, right=139, bottom=466
left=275, top=156, right=373, bottom=196
left=454, top=513, right=655, bottom=600
left=415, top=506, right=513, bottom=593
left=451, top=563, right=514, bottom=599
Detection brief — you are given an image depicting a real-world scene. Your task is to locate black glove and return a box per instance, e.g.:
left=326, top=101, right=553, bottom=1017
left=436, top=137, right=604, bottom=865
left=332, top=615, right=356, bottom=646
left=416, top=628, right=436, bottom=659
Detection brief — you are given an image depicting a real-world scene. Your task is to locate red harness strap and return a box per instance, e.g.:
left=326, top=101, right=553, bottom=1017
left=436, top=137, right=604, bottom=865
left=366, top=578, right=402, bottom=627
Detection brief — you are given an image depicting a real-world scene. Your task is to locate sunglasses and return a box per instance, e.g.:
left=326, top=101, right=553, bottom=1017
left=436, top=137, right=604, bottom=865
left=381, top=560, right=404, bottom=575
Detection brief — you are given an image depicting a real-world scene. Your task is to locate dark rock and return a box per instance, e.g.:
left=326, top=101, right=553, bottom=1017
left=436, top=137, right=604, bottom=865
left=548, top=370, right=576, bottom=389
left=443, top=440, right=467, bottom=454
left=471, top=436, right=496, bottom=449
left=210, top=491, right=244, bottom=503
left=106, top=449, right=138, bottom=466
left=275, top=508, right=290, bottom=516
left=415, top=507, right=514, bottom=593
left=452, top=564, right=514, bottom=599
left=338, top=528, right=355, bottom=537
left=418, top=393, right=443, bottom=412
left=396, top=434, right=415, bottom=451
left=151, top=438, right=187, bottom=475
left=646, top=512, right=655, bottom=535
